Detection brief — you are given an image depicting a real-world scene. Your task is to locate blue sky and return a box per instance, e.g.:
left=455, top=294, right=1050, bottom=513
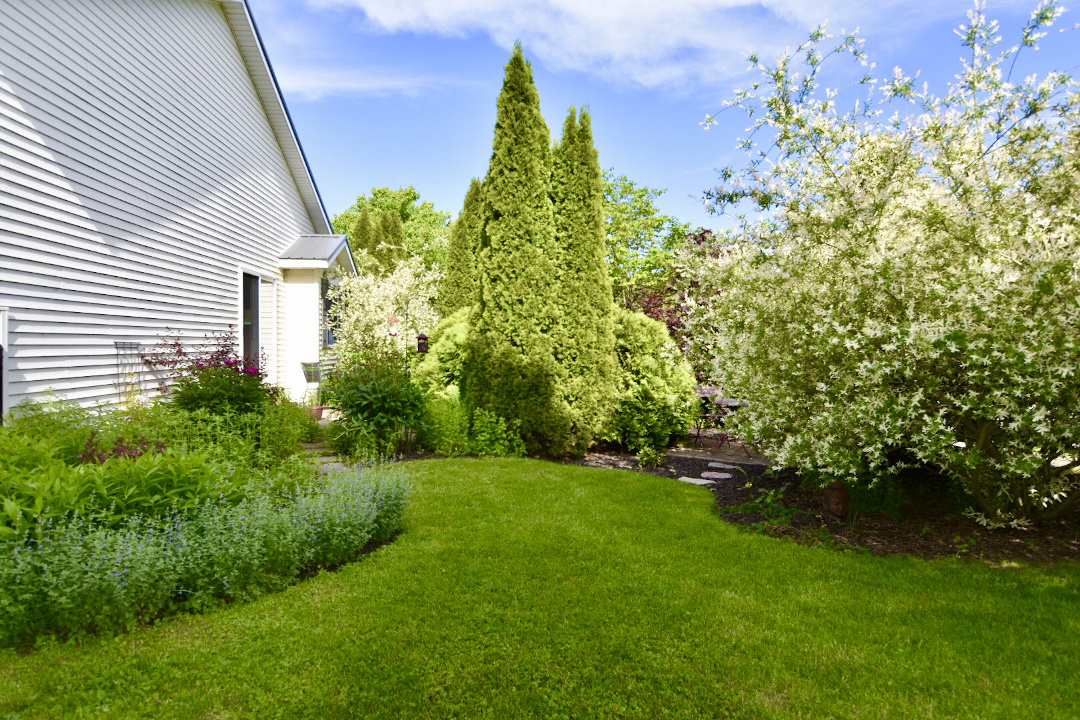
left=247, top=0, right=1079, bottom=231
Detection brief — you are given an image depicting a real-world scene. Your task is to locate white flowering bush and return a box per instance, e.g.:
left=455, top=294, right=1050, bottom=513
left=328, top=255, right=442, bottom=366
left=682, top=2, right=1080, bottom=523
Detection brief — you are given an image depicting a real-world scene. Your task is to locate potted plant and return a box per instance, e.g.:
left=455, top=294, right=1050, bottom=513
left=823, top=479, right=850, bottom=518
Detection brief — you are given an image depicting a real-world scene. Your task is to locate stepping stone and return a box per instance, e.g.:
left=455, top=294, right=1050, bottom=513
left=701, top=471, right=734, bottom=480
left=708, top=462, right=740, bottom=470
left=678, top=476, right=715, bottom=486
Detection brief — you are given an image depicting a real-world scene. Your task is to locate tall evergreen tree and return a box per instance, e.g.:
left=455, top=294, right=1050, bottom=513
left=551, top=108, right=617, bottom=452
left=351, top=207, right=375, bottom=255
left=439, top=178, right=482, bottom=316
left=464, top=45, right=570, bottom=454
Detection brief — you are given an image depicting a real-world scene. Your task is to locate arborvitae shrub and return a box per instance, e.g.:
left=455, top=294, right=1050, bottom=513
left=605, top=308, right=697, bottom=453
left=413, top=306, right=471, bottom=397
left=463, top=45, right=570, bottom=455
left=551, top=108, right=617, bottom=454
left=439, top=179, right=482, bottom=316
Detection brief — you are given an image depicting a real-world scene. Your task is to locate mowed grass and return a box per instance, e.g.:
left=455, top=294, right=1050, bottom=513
left=1, top=458, right=1077, bottom=719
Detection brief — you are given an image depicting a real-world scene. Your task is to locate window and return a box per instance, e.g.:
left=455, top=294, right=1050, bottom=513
left=242, top=273, right=259, bottom=364
left=0, top=307, right=8, bottom=423
left=321, top=277, right=337, bottom=347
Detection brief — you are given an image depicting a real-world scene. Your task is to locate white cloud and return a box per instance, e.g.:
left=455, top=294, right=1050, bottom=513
left=272, top=65, right=447, bottom=100
left=247, top=0, right=469, bottom=99
left=307, top=0, right=1039, bottom=90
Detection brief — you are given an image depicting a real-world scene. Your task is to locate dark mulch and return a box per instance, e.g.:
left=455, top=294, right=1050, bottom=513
left=569, top=449, right=1080, bottom=566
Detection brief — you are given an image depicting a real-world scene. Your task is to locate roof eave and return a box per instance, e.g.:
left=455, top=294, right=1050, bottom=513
left=278, top=259, right=331, bottom=270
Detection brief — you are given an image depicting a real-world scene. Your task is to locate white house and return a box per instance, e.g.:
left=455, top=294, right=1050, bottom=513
left=0, top=0, right=354, bottom=415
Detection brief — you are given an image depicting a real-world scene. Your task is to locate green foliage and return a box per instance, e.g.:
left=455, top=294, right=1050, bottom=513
left=333, top=186, right=451, bottom=270
left=325, top=356, right=426, bottom=457
left=172, top=363, right=269, bottom=415
left=421, top=394, right=524, bottom=458
left=348, top=206, right=405, bottom=274
left=685, top=4, right=1080, bottom=524
left=605, top=308, right=697, bottom=453
left=0, top=466, right=409, bottom=647
left=413, top=306, right=471, bottom=397
left=3, top=399, right=93, bottom=465
left=0, top=399, right=319, bottom=541
left=724, top=486, right=803, bottom=526
left=636, top=445, right=665, bottom=468
left=467, top=408, right=525, bottom=458
left=422, top=395, right=471, bottom=456
left=464, top=45, right=570, bottom=455
left=439, top=179, right=482, bottom=316
left=603, top=170, right=690, bottom=306
left=551, top=108, right=618, bottom=454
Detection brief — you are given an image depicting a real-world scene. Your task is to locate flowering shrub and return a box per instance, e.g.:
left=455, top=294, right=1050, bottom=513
left=328, top=255, right=442, bottom=365
left=682, top=4, right=1080, bottom=523
left=0, top=466, right=409, bottom=646
left=172, top=360, right=268, bottom=415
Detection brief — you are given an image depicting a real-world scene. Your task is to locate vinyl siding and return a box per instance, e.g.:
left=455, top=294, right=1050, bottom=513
left=0, top=0, right=316, bottom=409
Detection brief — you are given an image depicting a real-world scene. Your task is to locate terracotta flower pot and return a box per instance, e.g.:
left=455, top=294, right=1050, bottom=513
left=823, top=480, right=850, bottom=518
left=310, top=405, right=325, bottom=420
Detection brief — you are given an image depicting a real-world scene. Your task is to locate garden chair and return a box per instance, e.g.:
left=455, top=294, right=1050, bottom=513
left=709, top=398, right=758, bottom=459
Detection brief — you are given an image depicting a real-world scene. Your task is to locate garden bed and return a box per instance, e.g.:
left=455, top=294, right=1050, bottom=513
left=572, top=449, right=1080, bottom=565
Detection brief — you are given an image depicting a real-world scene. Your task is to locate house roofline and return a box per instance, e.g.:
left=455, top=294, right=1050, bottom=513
left=219, top=0, right=333, bottom=235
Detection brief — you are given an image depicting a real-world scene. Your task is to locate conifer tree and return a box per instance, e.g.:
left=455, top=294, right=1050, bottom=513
left=365, top=213, right=404, bottom=273
left=439, top=178, right=482, bottom=316
left=464, top=45, right=570, bottom=454
left=351, top=207, right=375, bottom=255
left=551, top=108, right=617, bottom=452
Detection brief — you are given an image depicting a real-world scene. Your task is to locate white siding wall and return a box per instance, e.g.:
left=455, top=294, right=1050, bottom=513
left=0, top=0, right=316, bottom=410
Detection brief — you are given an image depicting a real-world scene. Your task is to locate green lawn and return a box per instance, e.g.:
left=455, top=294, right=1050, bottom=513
left=1, top=458, right=1077, bottom=718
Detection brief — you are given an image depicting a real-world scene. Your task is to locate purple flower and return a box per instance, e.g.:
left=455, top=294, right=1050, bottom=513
left=224, top=358, right=239, bottom=367
left=242, top=366, right=261, bottom=376
left=195, top=362, right=205, bottom=368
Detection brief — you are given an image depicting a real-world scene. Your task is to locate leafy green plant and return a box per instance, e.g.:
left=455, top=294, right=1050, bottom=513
left=0, top=466, right=410, bottom=647
left=724, top=485, right=803, bottom=526
left=326, top=354, right=426, bottom=457
left=413, top=306, right=471, bottom=398
left=4, top=399, right=94, bottom=465
left=422, top=394, right=471, bottom=456
left=419, top=395, right=525, bottom=458
left=636, top=446, right=665, bottom=468
left=173, top=363, right=268, bottom=415
left=468, top=408, right=525, bottom=458
left=0, top=399, right=320, bottom=541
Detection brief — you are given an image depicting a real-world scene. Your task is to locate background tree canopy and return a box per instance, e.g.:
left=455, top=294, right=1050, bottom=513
left=602, top=171, right=689, bottom=307
left=333, top=187, right=451, bottom=272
